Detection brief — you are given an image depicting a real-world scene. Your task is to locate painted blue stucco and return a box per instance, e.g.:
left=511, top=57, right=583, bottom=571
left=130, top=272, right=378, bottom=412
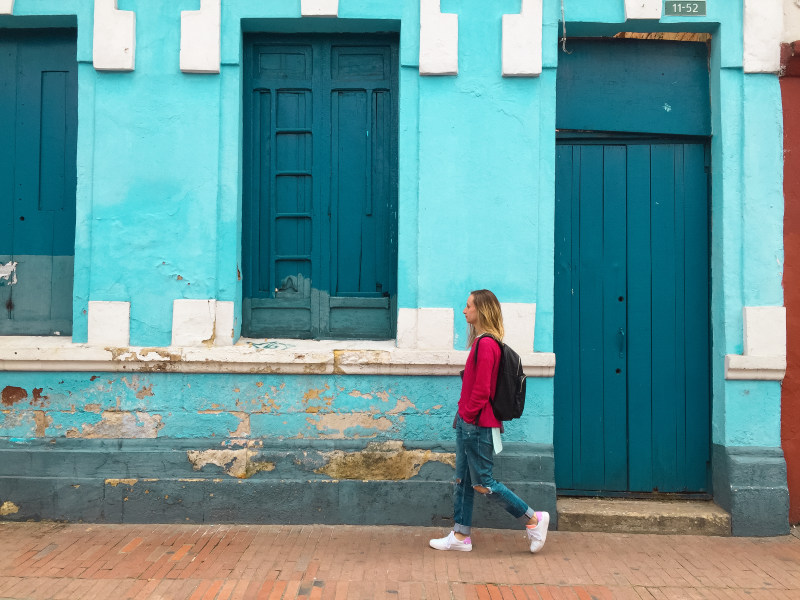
left=0, top=0, right=789, bottom=533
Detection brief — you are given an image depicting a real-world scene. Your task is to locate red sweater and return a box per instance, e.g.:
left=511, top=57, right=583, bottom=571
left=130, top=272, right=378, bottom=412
left=458, top=336, right=502, bottom=428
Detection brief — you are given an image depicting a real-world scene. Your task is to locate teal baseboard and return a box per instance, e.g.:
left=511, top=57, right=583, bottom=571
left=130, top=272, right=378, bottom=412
left=712, top=444, right=789, bottom=536
left=0, top=438, right=557, bottom=529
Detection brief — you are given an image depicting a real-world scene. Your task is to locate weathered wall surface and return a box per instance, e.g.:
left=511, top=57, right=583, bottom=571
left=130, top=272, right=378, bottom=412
left=0, top=0, right=791, bottom=534
left=781, top=0, right=800, bottom=524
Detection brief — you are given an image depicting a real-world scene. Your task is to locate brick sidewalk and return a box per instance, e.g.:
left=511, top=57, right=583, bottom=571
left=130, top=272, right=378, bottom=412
left=1, top=522, right=799, bottom=600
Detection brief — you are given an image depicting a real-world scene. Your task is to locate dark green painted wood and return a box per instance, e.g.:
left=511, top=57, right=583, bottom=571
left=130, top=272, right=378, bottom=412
left=242, top=35, right=398, bottom=339
left=556, top=38, right=711, bottom=136
left=0, top=29, right=77, bottom=336
left=626, top=144, right=654, bottom=492
left=554, top=138, right=710, bottom=494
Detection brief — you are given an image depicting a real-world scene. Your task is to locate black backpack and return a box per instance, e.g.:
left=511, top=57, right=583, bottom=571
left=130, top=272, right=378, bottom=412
left=473, top=335, right=527, bottom=421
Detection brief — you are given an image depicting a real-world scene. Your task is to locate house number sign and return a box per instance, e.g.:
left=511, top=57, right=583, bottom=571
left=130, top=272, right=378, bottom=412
left=664, top=1, right=706, bottom=15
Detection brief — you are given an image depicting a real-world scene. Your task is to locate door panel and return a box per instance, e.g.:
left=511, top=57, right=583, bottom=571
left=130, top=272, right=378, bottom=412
left=0, top=30, right=77, bottom=336
left=243, top=36, right=398, bottom=339
left=555, top=139, right=710, bottom=494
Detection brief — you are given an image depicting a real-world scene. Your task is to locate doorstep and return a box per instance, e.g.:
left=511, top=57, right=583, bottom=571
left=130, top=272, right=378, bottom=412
left=557, top=497, right=731, bottom=536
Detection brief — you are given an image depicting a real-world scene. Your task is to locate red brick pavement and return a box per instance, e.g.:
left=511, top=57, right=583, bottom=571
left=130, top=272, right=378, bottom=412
left=1, top=522, right=799, bottom=599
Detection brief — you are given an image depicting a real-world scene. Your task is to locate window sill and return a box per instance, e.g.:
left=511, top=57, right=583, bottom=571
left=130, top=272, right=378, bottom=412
left=0, top=337, right=556, bottom=377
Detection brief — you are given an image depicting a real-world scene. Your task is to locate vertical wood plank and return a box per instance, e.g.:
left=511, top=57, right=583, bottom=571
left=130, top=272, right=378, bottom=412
left=683, top=143, right=711, bottom=492
left=626, top=144, right=654, bottom=492
left=602, top=145, right=628, bottom=491
left=650, top=144, right=679, bottom=491
left=577, top=145, right=606, bottom=490
left=554, top=144, right=575, bottom=489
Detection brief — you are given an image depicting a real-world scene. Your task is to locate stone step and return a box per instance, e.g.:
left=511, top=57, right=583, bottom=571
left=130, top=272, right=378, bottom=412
left=556, top=497, right=731, bottom=536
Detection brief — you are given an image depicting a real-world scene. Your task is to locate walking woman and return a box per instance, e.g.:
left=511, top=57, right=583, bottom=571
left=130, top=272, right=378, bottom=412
left=429, top=289, right=550, bottom=553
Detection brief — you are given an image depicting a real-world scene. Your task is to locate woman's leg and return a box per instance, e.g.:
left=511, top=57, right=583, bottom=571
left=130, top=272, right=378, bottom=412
left=461, top=424, right=550, bottom=552
left=461, top=424, right=528, bottom=517
left=430, top=416, right=475, bottom=551
left=453, top=415, right=475, bottom=537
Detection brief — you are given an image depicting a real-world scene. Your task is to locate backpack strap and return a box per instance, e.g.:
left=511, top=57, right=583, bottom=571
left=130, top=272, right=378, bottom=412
left=473, top=333, right=500, bottom=366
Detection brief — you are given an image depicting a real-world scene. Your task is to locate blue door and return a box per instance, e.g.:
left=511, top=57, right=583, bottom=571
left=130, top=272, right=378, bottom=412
left=0, top=29, right=77, bottom=335
left=242, top=35, right=398, bottom=339
left=554, top=138, right=711, bottom=493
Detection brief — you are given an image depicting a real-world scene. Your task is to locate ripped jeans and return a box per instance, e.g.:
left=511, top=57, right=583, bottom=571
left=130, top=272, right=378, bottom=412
left=453, top=414, right=534, bottom=535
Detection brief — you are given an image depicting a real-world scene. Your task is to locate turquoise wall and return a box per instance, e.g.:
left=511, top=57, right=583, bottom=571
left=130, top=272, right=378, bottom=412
left=0, top=0, right=786, bottom=487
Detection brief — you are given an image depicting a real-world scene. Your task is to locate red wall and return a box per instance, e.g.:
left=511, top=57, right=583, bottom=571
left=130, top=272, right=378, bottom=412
left=782, top=42, right=800, bottom=524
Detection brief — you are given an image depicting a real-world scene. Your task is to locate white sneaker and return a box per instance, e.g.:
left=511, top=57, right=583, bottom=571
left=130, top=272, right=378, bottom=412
left=429, top=531, right=472, bottom=552
left=527, top=511, right=550, bottom=553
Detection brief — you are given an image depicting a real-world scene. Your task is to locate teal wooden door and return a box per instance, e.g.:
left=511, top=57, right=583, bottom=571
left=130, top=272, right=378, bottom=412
left=554, top=138, right=710, bottom=494
left=0, top=30, right=77, bottom=335
left=242, top=35, right=398, bottom=339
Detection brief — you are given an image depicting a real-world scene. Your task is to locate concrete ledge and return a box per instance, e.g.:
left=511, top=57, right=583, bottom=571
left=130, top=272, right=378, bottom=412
left=0, top=337, right=556, bottom=377
left=557, top=498, right=731, bottom=536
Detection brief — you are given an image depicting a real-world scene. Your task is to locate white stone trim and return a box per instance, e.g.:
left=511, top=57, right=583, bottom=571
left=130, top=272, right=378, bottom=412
left=180, top=0, right=221, bottom=74
left=0, top=1, right=14, bottom=15
left=172, top=299, right=215, bottom=347
left=501, top=303, right=536, bottom=353
left=743, top=306, right=787, bottom=357
left=417, top=308, right=455, bottom=350
left=93, top=0, right=136, bottom=72
left=744, top=0, right=784, bottom=73
left=396, top=307, right=454, bottom=350
left=87, top=301, right=130, bottom=347
left=624, top=0, right=662, bottom=20
left=419, top=0, right=458, bottom=76
left=301, top=0, right=338, bottom=17
left=502, top=0, right=542, bottom=77
left=0, top=337, right=556, bottom=377
left=214, top=301, right=235, bottom=346
left=725, top=306, right=787, bottom=380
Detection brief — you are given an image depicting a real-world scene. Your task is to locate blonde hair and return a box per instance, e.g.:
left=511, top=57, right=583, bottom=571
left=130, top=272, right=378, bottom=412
left=467, top=289, right=505, bottom=347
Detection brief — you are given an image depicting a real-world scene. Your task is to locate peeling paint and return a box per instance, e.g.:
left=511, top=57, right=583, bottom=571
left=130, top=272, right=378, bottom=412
left=228, top=412, right=250, bottom=437
left=65, top=411, right=163, bottom=438
left=0, top=261, right=18, bottom=285
left=187, top=449, right=275, bottom=478
left=1, top=386, right=27, bottom=406
left=105, top=478, right=138, bottom=487
left=33, top=411, right=51, bottom=437
left=315, top=441, right=455, bottom=480
left=31, top=388, right=48, bottom=406
left=0, top=501, right=20, bottom=516
left=387, top=397, right=416, bottom=415
left=307, top=413, right=394, bottom=438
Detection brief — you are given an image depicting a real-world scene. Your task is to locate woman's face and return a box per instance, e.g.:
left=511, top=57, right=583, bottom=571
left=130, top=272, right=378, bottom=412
left=463, top=295, right=479, bottom=327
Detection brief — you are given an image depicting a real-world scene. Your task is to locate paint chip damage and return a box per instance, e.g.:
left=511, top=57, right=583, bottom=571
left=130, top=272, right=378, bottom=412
left=187, top=448, right=276, bottom=479
left=315, top=441, right=455, bottom=480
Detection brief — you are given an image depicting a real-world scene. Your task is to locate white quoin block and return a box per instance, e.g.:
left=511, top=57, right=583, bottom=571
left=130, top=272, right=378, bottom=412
left=180, top=0, right=221, bottom=73
left=88, top=301, right=131, bottom=347
left=396, top=308, right=418, bottom=349
left=501, top=303, right=536, bottom=353
left=625, top=0, right=661, bottom=20
left=396, top=307, right=455, bottom=349
left=417, top=308, right=455, bottom=350
left=172, top=299, right=216, bottom=347
left=301, top=0, right=338, bottom=17
left=744, top=0, right=783, bottom=73
left=419, top=0, right=458, bottom=75
left=93, top=0, right=136, bottom=71
left=214, top=301, right=235, bottom=346
left=743, top=306, right=786, bottom=357
left=502, top=0, right=542, bottom=77
left=0, top=1, right=14, bottom=15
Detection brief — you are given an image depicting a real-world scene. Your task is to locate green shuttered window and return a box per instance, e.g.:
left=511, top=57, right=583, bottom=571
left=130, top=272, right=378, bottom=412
left=243, top=35, right=399, bottom=339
